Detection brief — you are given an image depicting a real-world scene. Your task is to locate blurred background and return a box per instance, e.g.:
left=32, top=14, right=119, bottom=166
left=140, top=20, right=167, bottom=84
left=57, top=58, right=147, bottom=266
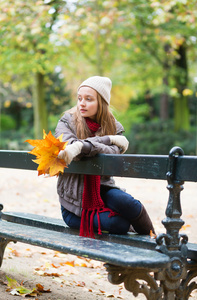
left=0, top=0, right=197, bottom=155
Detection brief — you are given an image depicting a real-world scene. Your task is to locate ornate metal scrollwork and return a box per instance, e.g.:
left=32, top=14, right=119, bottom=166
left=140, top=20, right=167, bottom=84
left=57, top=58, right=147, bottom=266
left=105, top=264, right=164, bottom=300
left=105, top=259, right=197, bottom=299
left=154, top=147, right=190, bottom=298
left=179, top=261, right=197, bottom=299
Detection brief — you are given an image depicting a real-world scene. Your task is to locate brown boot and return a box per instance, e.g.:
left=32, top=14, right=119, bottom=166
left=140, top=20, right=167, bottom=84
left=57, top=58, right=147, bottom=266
left=131, top=205, right=155, bottom=235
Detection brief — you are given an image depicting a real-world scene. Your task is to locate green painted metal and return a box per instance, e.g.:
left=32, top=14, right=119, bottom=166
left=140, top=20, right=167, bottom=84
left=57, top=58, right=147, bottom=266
left=1, top=150, right=197, bottom=181
left=0, top=219, right=169, bottom=268
left=1, top=147, right=197, bottom=298
left=0, top=150, right=169, bottom=179
left=2, top=211, right=197, bottom=262
left=0, top=151, right=37, bottom=170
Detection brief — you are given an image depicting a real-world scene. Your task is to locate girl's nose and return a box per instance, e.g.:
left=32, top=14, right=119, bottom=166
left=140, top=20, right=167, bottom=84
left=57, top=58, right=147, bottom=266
left=80, top=98, right=86, bottom=105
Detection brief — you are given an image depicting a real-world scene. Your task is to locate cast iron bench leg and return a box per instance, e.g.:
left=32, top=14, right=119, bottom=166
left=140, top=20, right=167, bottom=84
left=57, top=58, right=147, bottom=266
left=0, top=204, right=15, bottom=267
left=0, top=237, right=13, bottom=268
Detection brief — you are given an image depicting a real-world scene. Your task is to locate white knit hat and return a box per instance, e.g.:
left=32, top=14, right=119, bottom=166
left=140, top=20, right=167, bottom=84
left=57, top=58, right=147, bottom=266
left=78, top=76, right=112, bottom=105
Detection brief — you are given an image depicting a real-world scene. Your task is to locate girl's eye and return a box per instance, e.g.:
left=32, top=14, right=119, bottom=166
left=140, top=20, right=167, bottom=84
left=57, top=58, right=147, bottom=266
left=78, top=96, right=93, bottom=101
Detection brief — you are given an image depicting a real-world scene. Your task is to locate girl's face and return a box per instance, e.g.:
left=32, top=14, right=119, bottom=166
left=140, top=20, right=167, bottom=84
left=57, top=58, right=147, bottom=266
left=77, top=86, right=98, bottom=120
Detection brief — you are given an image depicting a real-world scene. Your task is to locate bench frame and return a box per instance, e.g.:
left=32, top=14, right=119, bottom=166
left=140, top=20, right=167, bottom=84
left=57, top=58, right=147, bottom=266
left=0, top=146, right=197, bottom=299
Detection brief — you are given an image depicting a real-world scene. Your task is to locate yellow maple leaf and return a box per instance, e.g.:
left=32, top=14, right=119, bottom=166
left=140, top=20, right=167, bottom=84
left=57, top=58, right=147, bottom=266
left=25, top=130, right=68, bottom=177
left=150, top=230, right=156, bottom=239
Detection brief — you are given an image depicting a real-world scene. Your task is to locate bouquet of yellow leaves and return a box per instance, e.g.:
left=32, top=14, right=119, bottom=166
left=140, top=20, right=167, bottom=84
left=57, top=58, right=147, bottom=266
left=25, top=130, right=68, bottom=177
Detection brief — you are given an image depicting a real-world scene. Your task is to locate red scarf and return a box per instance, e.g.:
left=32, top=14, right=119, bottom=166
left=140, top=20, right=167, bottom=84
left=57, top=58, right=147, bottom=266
left=79, top=118, right=117, bottom=238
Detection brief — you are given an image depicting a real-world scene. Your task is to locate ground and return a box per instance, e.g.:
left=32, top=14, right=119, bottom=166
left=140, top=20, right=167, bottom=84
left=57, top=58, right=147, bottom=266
left=0, top=168, right=197, bottom=300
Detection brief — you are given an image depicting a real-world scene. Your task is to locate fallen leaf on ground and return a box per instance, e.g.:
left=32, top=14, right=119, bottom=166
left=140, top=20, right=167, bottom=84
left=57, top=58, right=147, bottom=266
left=59, top=261, right=75, bottom=267
left=36, top=283, right=51, bottom=293
left=34, top=260, right=79, bottom=277
left=181, top=224, right=191, bottom=231
left=6, top=276, right=51, bottom=297
left=75, top=281, right=86, bottom=287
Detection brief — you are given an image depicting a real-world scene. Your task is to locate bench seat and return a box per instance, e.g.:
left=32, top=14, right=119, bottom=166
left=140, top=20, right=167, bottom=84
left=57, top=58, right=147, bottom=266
left=1, top=148, right=197, bottom=298
left=2, top=212, right=197, bottom=262
left=0, top=213, right=170, bottom=269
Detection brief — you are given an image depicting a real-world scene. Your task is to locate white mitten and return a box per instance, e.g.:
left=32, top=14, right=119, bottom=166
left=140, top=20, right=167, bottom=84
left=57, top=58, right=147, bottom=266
left=108, top=135, right=129, bottom=154
left=58, top=141, right=83, bottom=165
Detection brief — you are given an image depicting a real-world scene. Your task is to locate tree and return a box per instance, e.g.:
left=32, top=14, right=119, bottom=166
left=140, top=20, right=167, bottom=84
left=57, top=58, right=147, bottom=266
left=1, top=0, right=197, bottom=137
left=149, top=0, right=197, bottom=131
left=57, top=0, right=123, bottom=76
left=57, top=0, right=197, bottom=131
left=115, top=0, right=197, bottom=130
left=0, top=0, right=69, bottom=138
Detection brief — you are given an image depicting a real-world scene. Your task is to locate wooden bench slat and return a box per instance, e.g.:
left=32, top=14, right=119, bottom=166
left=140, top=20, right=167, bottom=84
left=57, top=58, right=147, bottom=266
left=0, top=219, right=169, bottom=269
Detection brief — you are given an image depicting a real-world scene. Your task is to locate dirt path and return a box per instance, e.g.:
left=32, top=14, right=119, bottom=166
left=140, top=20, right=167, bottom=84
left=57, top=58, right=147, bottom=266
left=0, top=168, right=196, bottom=300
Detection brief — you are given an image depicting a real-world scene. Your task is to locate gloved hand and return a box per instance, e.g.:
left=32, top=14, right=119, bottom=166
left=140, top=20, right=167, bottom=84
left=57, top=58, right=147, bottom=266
left=108, top=135, right=129, bottom=154
left=58, top=141, right=83, bottom=165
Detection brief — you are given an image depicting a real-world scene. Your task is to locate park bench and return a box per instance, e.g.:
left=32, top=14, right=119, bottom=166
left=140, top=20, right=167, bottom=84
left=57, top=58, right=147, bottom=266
left=0, top=146, right=197, bottom=299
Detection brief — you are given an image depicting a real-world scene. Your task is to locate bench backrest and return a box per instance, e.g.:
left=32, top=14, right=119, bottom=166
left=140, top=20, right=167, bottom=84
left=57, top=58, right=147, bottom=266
left=0, top=147, right=197, bottom=182
left=0, top=147, right=197, bottom=262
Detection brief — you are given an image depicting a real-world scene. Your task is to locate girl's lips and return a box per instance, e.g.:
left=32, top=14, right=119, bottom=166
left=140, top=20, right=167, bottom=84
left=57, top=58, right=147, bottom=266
left=80, top=109, right=87, bottom=113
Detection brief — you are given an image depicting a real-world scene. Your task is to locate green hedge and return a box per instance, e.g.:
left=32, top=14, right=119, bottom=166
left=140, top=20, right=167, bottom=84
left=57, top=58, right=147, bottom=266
left=127, top=120, right=196, bottom=155
left=0, top=114, right=16, bottom=130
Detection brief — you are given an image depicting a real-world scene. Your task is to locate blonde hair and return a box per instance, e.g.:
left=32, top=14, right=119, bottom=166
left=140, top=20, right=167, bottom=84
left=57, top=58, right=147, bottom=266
left=70, top=93, right=116, bottom=139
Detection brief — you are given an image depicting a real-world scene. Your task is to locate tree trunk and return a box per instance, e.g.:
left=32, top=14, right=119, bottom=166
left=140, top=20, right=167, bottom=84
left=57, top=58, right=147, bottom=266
left=160, top=44, right=170, bottom=120
left=95, top=0, right=104, bottom=76
left=33, top=72, right=48, bottom=138
left=160, top=76, right=169, bottom=120
left=173, top=43, right=190, bottom=131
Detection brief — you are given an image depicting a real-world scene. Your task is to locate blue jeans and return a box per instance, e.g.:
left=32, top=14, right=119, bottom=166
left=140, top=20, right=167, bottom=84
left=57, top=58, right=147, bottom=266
left=61, top=186, right=142, bottom=234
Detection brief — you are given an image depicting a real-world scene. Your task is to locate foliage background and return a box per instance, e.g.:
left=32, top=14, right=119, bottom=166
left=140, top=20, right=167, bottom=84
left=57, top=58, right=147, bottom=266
left=0, top=0, right=197, bottom=155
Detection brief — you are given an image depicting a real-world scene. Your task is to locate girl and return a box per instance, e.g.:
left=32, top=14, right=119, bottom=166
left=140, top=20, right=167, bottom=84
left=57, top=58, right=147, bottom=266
left=55, top=76, right=155, bottom=238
